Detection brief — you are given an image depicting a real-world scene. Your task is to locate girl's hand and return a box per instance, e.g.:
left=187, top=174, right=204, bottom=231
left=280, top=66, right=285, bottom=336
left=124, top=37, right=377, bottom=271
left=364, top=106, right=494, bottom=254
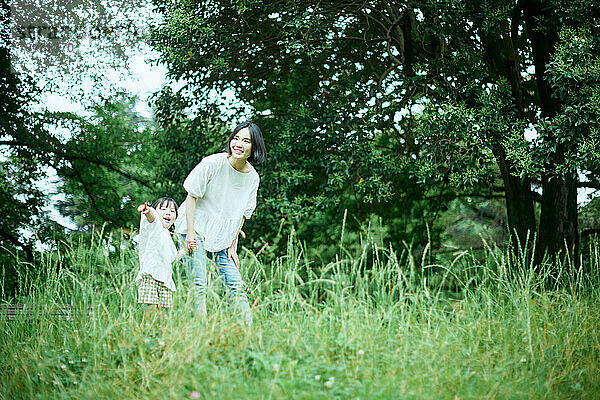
left=185, top=231, right=197, bottom=252
left=137, top=202, right=150, bottom=214
left=138, top=203, right=155, bottom=223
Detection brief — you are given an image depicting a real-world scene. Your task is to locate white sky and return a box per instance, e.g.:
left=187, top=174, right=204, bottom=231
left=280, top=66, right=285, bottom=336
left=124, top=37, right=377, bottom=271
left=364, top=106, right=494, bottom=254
left=40, top=50, right=168, bottom=119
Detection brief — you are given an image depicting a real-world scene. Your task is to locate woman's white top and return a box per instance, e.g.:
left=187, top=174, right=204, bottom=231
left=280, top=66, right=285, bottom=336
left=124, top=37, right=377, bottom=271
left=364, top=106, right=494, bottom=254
left=174, top=152, right=260, bottom=252
left=135, top=209, right=177, bottom=291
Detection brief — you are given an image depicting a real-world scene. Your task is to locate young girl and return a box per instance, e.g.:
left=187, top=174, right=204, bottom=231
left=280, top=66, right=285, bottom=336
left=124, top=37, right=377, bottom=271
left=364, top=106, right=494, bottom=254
left=135, top=197, right=185, bottom=311
left=174, top=121, right=266, bottom=326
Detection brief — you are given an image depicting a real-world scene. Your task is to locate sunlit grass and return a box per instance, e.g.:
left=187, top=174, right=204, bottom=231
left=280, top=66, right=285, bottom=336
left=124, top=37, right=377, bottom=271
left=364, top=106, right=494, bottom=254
left=1, top=231, right=599, bottom=399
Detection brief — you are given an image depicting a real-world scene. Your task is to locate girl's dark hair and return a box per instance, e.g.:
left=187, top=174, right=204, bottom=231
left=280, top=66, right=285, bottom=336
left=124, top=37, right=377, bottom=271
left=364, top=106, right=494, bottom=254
left=151, top=197, right=179, bottom=219
left=226, top=121, right=266, bottom=163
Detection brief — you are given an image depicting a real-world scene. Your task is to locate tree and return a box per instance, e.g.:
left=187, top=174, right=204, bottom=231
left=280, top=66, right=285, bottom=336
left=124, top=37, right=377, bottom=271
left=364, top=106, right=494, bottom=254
left=1, top=5, right=62, bottom=291
left=1, top=0, right=168, bottom=296
left=2, top=37, right=156, bottom=257
left=150, top=0, right=460, bottom=256
left=52, top=98, right=158, bottom=230
left=151, top=0, right=600, bottom=270
left=0, top=39, right=49, bottom=264
left=151, top=86, right=231, bottom=202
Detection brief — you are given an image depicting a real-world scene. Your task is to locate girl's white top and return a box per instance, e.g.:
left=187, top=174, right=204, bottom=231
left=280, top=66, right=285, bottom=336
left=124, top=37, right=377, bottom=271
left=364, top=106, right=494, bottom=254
left=174, top=153, right=260, bottom=252
left=135, top=209, right=177, bottom=291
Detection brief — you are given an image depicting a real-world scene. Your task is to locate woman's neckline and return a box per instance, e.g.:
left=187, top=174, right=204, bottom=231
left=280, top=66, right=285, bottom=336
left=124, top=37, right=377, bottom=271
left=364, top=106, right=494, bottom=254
left=225, top=153, right=253, bottom=174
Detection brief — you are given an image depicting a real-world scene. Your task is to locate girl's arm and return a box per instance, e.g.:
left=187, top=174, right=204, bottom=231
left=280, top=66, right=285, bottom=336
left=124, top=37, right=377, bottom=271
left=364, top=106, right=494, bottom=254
left=185, top=194, right=198, bottom=250
left=173, top=247, right=188, bottom=263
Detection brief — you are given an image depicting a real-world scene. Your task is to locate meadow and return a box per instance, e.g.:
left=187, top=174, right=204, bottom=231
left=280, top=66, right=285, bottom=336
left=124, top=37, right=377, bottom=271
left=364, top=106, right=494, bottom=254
left=1, top=231, right=599, bottom=399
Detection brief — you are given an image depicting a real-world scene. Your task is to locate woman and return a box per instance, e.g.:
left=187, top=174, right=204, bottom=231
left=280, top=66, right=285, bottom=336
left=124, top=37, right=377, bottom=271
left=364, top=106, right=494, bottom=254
left=174, top=121, right=266, bottom=325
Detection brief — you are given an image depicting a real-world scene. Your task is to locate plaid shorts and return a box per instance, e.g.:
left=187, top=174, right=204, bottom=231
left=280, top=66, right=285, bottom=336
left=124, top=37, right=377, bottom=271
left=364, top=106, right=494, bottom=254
left=137, top=274, right=173, bottom=308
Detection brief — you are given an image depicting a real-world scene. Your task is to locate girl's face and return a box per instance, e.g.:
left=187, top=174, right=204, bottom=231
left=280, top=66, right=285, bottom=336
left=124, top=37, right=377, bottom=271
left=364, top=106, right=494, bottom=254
left=229, top=127, right=253, bottom=162
left=155, top=201, right=177, bottom=229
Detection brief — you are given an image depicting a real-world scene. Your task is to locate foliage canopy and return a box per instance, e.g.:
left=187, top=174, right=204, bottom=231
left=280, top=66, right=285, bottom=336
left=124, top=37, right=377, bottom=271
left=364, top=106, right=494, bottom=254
left=150, top=0, right=600, bottom=266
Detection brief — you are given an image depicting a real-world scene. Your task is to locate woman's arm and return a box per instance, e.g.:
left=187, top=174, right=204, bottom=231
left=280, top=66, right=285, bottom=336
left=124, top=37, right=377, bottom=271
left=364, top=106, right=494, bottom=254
left=185, top=194, right=198, bottom=251
left=227, top=216, right=246, bottom=267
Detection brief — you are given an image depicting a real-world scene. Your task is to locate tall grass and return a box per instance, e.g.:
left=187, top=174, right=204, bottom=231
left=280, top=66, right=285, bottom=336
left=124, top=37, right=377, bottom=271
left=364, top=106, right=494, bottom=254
left=1, top=229, right=599, bottom=399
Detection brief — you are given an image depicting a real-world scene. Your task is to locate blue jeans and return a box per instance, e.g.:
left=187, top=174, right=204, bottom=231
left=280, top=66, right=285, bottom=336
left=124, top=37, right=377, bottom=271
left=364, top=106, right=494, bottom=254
left=183, top=236, right=252, bottom=325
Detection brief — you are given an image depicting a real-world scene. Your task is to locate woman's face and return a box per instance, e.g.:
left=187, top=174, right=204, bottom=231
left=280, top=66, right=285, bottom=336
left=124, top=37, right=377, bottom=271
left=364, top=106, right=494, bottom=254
left=229, top=127, right=253, bottom=161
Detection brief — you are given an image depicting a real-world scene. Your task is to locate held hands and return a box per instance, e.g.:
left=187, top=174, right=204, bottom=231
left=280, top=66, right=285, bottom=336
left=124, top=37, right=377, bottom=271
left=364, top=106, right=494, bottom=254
left=185, top=231, right=198, bottom=252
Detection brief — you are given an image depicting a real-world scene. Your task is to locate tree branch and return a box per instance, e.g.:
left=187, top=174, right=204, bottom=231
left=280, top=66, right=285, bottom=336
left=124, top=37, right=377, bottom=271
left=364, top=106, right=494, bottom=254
left=6, top=140, right=151, bottom=187
left=71, top=165, right=118, bottom=225
left=0, top=227, right=34, bottom=263
left=578, top=182, right=600, bottom=190
left=581, top=228, right=600, bottom=238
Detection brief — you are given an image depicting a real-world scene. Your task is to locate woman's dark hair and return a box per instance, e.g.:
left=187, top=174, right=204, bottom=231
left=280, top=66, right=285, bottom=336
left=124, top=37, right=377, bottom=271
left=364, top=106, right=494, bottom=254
left=226, top=121, right=266, bottom=164
left=151, top=197, right=179, bottom=220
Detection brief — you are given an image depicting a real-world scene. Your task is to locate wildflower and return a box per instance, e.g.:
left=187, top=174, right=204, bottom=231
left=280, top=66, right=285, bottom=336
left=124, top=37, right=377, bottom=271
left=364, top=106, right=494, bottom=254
left=520, top=357, right=527, bottom=363
left=158, top=340, right=165, bottom=347
left=81, top=358, right=88, bottom=363
left=190, top=391, right=201, bottom=399
left=60, top=364, right=67, bottom=370
left=314, top=375, right=321, bottom=381
left=272, top=363, right=280, bottom=372
left=324, top=377, right=335, bottom=389
left=357, top=349, right=365, bottom=356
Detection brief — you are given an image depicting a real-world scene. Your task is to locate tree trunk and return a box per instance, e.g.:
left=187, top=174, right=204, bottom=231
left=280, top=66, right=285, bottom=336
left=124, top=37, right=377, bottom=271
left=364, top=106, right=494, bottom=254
left=476, top=4, right=537, bottom=260
left=522, top=0, right=578, bottom=268
left=537, top=174, right=578, bottom=266
left=492, top=144, right=537, bottom=255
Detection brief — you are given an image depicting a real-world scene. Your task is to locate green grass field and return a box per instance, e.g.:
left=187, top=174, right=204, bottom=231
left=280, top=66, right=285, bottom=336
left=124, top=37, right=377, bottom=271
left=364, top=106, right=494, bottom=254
left=1, top=232, right=599, bottom=399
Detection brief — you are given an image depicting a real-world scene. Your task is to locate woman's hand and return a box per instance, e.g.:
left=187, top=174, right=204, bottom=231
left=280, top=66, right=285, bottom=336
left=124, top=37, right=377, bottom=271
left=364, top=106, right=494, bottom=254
left=185, top=194, right=198, bottom=252
left=227, top=243, right=240, bottom=268
left=185, top=231, right=197, bottom=252
left=228, top=223, right=246, bottom=267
